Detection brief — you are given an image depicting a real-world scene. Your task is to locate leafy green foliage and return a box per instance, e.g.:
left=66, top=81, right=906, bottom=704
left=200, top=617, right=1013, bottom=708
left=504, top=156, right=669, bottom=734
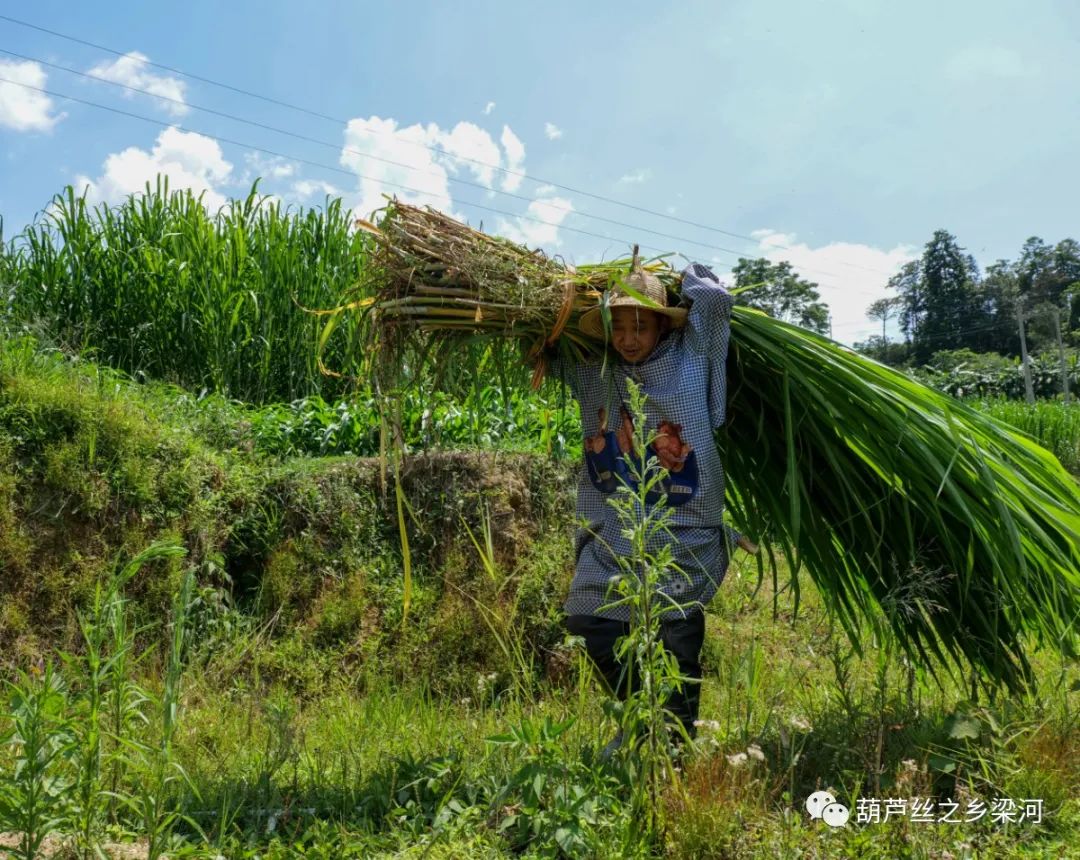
left=731, top=257, right=830, bottom=334
left=913, top=347, right=1080, bottom=401
left=488, top=716, right=623, bottom=856
left=242, top=386, right=579, bottom=459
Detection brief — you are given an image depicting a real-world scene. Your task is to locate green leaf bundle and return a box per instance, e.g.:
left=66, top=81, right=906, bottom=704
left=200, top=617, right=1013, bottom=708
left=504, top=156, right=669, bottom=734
left=722, top=313, right=1080, bottom=689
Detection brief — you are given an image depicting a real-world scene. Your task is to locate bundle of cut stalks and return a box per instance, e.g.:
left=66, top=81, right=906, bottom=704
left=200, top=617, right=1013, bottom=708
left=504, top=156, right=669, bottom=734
left=356, top=201, right=1080, bottom=690
left=356, top=203, right=681, bottom=387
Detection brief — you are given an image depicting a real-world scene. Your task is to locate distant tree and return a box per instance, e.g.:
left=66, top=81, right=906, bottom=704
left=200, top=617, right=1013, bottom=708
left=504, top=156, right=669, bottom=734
left=1015, top=236, right=1080, bottom=348
left=731, top=258, right=830, bottom=334
left=1017, top=236, right=1054, bottom=299
left=1051, top=239, right=1080, bottom=334
left=852, top=335, right=911, bottom=366
left=978, top=260, right=1021, bottom=355
left=913, top=230, right=987, bottom=363
left=889, top=233, right=1079, bottom=363
left=866, top=296, right=902, bottom=345
left=887, top=259, right=923, bottom=344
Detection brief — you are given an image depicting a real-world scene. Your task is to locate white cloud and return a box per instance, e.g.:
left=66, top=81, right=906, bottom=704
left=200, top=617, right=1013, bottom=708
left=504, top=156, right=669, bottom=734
left=0, top=59, right=64, bottom=131
left=497, top=194, right=573, bottom=249
left=544, top=122, right=563, bottom=140
left=339, top=115, right=527, bottom=219
left=75, top=127, right=232, bottom=212
left=335, top=114, right=575, bottom=245
left=483, top=101, right=495, bottom=115
left=292, top=179, right=341, bottom=201
left=946, top=45, right=1034, bottom=81
left=243, top=152, right=297, bottom=181
left=744, top=229, right=918, bottom=344
left=87, top=52, right=188, bottom=116
left=440, top=122, right=503, bottom=188
left=499, top=125, right=525, bottom=192
left=617, top=168, right=652, bottom=186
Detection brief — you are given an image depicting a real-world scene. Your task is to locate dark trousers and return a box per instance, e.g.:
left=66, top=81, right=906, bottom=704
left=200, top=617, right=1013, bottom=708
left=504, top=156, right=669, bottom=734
left=565, top=612, right=705, bottom=737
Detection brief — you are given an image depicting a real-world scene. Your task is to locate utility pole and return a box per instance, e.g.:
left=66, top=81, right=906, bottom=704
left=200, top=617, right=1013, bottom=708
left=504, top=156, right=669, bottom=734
left=1016, top=296, right=1035, bottom=404
left=1053, top=300, right=1070, bottom=404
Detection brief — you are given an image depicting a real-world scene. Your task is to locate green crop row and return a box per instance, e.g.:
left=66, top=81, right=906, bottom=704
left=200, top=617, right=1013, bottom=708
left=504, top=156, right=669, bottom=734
left=1, top=180, right=368, bottom=404
left=971, top=397, right=1080, bottom=474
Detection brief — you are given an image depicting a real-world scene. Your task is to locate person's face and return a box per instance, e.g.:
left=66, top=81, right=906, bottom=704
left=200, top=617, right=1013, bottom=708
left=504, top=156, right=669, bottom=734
left=611, top=307, right=664, bottom=364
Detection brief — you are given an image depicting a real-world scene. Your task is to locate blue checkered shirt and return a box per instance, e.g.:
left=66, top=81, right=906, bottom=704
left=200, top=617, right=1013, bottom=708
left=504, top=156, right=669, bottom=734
left=554, top=263, right=737, bottom=621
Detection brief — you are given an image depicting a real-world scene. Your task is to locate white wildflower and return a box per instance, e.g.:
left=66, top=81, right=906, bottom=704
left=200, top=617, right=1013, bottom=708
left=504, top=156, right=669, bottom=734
left=726, top=751, right=748, bottom=767
left=790, top=715, right=812, bottom=732
left=747, top=743, right=765, bottom=762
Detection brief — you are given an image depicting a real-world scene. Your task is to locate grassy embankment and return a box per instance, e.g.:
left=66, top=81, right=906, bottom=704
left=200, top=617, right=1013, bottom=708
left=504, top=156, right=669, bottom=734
left=1, top=332, right=1078, bottom=859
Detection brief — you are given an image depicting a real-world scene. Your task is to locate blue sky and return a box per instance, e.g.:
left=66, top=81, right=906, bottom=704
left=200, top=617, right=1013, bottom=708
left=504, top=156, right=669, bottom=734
left=2, top=0, right=1078, bottom=342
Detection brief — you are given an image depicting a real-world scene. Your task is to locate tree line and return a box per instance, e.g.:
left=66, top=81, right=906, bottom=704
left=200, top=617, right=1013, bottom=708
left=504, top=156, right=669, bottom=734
left=860, top=231, right=1080, bottom=366
left=725, top=231, right=1080, bottom=370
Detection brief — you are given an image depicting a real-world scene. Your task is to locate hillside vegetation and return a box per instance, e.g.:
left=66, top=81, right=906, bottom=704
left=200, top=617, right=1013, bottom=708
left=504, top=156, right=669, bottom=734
left=1, top=185, right=1078, bottom=857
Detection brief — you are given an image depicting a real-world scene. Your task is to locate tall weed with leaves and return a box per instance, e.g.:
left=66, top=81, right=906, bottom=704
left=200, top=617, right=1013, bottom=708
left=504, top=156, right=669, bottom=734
left=0, top=663, right=75, bottom=860
left=113, top=563, right=201, bottom=860
left=61, top=541, right=187, bottom=858
left=599, top=379, right=696, bottom=845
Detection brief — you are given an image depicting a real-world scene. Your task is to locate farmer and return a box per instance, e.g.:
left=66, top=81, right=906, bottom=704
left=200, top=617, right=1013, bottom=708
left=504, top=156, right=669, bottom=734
left=550, top=251, right=755, bottom=754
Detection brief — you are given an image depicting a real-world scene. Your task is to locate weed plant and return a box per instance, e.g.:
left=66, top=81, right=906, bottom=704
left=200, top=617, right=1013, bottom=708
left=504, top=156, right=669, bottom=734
left=0, top=663, right=74, bottom=860
left=593, top=380, right=698, bottom=845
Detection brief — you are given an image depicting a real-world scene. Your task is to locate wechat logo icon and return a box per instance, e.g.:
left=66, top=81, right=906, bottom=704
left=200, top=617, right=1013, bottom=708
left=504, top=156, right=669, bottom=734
left=806, top=790, right=850, bottom=828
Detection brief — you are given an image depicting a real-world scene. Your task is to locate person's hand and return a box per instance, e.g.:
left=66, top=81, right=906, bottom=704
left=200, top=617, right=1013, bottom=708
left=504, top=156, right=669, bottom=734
left=654, top=421, right=690, bottom=473
left=736, top=535, right=759, bottom=555
left=616, top=408, right=635, bottom=455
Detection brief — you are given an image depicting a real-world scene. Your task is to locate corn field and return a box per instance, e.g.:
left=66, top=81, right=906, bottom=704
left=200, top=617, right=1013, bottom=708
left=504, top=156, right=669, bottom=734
left=1, top=180, right=369, bottom=403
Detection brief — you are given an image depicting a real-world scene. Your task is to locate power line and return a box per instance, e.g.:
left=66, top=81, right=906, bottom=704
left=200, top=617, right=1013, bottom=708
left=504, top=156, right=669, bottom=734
left=0, top=12, right=900, bottom=279
left=0, top=73, right=892, bottom=294
left=1, top=76, right=1038, bottom=352
left=1, top=45, right=845, bottom=277
left=834, top=315, right=1032, bottom=343
left=0, top=74, right=669, bottom=256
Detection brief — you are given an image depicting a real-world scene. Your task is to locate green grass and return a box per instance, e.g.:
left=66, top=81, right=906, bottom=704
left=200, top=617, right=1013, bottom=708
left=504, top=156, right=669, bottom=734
left=0, top=331, right=575, bottom=685
left=971, top=397, right=1080, bottom=475
left=1, top=558, right=1077, bottom=858
left=1, top=325, right=1079, bottom=857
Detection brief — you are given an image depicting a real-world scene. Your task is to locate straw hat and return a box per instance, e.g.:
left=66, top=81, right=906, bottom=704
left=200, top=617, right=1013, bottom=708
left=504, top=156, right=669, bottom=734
left=578, top=247, right=687, bottom=340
